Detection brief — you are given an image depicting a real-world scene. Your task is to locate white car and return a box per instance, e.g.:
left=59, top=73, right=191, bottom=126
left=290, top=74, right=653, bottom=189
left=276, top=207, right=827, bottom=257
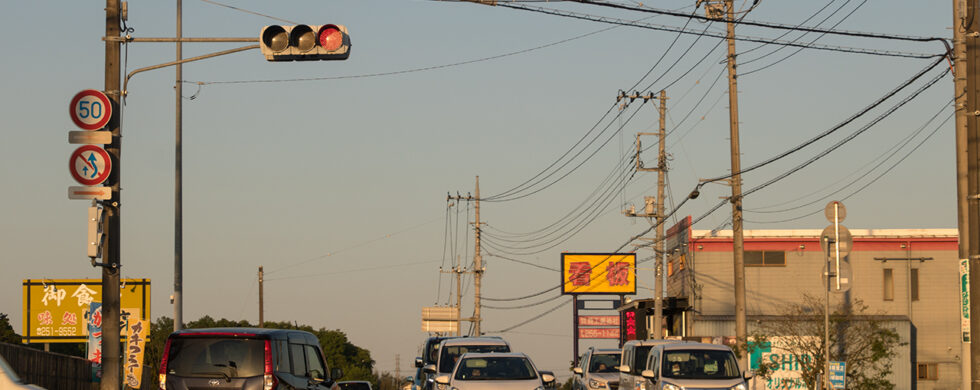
left=0, top=355, right=45, bottom=389
left=434, top=352, right=555, bottom=390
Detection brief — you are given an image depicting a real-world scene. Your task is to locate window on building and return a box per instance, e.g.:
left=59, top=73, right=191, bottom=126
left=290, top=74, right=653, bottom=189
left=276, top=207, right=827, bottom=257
left=883, top=269, right=894, bottom=301
left=917, top=363, right=938, bottom=380
left=911, top=268, right=919, bottom=301
left=745, top=251, right=785, bottom=267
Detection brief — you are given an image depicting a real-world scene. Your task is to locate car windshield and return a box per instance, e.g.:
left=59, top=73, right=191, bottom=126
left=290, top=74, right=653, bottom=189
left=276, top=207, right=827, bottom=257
left=439, top=345, right=510, bottom=373
left=661, top=350, right=740, bottom=380
left=165, top=336, right=265, bottom=378
left=589, top=353, right=621, bottom=373
left=453, top=356, right=537, bottom=381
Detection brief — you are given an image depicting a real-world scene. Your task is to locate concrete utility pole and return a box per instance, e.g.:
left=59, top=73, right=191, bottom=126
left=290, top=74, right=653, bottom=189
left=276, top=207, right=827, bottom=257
left=440, top=257, right=465, bottom=336
left=447, top=176, right=484, bottom=336
left=723, top=0, right=748, bottom=366
left=624, top=91, right=668, bottom=340
left=174, top=0, right=184, bottom=333
left=955, top=0, right=980, bottom=388
left=102, top=1, right=122, bottom=388
left=258, top=266, right=264, bottom=327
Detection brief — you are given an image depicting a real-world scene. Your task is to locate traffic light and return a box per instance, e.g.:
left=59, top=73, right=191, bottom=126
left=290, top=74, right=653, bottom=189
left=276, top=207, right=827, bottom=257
left=260, top=24, right=351, bottom=61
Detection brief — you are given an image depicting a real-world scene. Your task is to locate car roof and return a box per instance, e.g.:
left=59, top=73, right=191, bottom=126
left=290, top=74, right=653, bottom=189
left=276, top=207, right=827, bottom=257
left=459, top=352, right=528, bottom=359
left=623, top=339, right=687, bottom=347
left=170, top=327, right=292, bottom=336
left=590, top=348, right=621, bottom=354
left=440, top=336, right=509, bottom=346
left=660, top=342, right=732, bottom=351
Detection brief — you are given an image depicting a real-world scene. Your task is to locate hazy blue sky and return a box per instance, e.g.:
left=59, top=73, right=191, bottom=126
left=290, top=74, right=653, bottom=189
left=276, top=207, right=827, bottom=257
left=0, top=0, right=957, bottom=380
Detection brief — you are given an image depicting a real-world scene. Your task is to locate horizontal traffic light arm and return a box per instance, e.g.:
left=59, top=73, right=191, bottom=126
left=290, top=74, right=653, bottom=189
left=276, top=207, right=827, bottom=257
left=124, top=45, right=259, bottom=96
left=104, top=37, right=258, bottom=42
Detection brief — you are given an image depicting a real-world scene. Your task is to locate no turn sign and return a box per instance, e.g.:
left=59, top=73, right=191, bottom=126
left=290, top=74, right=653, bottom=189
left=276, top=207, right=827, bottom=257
left=70, top=89, right=112, bottom=131
left=70, top=145, right=112, bottom=186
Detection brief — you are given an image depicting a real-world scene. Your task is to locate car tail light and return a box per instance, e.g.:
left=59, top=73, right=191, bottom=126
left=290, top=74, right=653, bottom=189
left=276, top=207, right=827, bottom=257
left=264, top=339, right=277, bottom=390
left=159, top=337, right=173, bottom=390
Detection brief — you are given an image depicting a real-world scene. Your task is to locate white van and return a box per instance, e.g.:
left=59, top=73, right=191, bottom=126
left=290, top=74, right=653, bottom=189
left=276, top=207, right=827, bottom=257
left=422, top=336, right=511, bottom=390
left=639, top=342, right=752, bottom=390
left=619, top=340, right=683, bottom=390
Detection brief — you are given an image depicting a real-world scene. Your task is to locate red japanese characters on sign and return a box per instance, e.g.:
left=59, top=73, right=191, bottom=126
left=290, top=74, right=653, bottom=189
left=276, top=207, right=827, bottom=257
left=606, top=262, right=630, bottom=286
left=578, top=328, right=620, bottom=339
left=569, top=262, right=592, bottom=286
left=625, top=312, right=637, bottom=340
left=578, top=315, right=621, bottom=326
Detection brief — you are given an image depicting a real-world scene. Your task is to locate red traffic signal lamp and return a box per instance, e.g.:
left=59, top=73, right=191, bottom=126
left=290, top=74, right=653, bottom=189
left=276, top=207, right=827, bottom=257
left=260, top=24, right=351, bottom=61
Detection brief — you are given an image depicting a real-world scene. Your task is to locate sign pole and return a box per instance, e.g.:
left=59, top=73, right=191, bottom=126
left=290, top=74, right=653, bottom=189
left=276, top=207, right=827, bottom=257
left=573, top=294, right=579, bottom=367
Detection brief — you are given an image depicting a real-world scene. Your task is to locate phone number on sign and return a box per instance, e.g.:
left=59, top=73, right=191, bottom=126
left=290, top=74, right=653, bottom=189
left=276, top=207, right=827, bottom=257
left=35, top=327, right=79, bottom=337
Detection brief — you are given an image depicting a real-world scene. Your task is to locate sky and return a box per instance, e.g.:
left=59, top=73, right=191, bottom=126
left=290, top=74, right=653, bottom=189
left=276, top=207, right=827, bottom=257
left=0, top=0, right=959, bottom=381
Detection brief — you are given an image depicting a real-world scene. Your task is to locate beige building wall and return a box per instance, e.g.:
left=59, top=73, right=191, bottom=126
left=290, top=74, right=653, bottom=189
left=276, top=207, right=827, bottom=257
left=667, top=229, right=962, bottom=389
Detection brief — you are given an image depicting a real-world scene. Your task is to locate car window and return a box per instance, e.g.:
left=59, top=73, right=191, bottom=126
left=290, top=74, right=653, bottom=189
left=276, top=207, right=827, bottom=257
left=439, top=345, right=510, bottom=373
left=453, top=357, right=536, bottom=381
left=275, top=340, right=291, bottom=373
left=631, top=346, right=653, bottom=375
left=589, top=354, right=620, bottom=373
left=661, top=350, right=740, bottom=380
left=291, top=343, right=307, bottom=376
left=305, top=345, right=327, bottom=380
left=165, top=337, right=265, bottom=378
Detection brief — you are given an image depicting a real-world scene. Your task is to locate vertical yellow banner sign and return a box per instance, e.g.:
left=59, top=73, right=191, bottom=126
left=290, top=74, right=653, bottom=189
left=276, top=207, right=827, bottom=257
left=124, top=318, right=148, bottom=389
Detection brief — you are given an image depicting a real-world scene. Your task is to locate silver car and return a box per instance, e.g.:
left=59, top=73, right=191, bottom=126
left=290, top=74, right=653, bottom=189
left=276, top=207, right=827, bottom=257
left=434, top=352, right=556, bottom=390
left=640, top=342, right=752, bottom=390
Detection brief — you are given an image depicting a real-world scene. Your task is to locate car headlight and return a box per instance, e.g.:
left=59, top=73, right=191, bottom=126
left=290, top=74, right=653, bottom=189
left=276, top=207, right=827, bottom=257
left=589, top=379, right=608, bottom=389
left=730, top=384, right=747, bottom=390
left=662, top=384, right=681, bottom=390
left=534, top=387, right=545, bottom=390
left=436, top=384, right=448, bottom=390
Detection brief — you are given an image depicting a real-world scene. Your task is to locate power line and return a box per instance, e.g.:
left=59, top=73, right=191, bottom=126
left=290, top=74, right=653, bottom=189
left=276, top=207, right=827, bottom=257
left=496, top=3, right=942, bottom=59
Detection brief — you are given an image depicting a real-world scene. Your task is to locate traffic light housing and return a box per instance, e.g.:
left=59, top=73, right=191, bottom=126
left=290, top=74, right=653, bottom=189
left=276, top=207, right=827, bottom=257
left=260, top=24, right=351, bottom=61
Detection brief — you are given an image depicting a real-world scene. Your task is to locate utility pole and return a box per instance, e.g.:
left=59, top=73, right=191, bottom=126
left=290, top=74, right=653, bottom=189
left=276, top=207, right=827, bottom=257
left=717, top=0, right=748, bottom=366
left=174, top=0, right=184, bottom=333
left=258, top=266, right=264, bottom=327
left=395, top=354, right=401, bottom=386
left=956, top=0, right=980, bottom=388
left=624, top=91, right=667, bottom=339
left=102, top=1, right=122, bottom=389
left=473, top=177, right=483, bottom=336
left=440, top=258, right=465, bottom=336
left=447, top=177, right=484, bottom=336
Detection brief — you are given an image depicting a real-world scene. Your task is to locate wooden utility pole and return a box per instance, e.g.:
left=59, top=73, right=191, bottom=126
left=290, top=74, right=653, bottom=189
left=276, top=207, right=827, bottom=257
left=258, top=266, right=264, bottom=327
left=102, top=1, right=122, bottom=389
left=447, top=176, right=484, bottom=336
left=625, top=91, right=667, bottom=339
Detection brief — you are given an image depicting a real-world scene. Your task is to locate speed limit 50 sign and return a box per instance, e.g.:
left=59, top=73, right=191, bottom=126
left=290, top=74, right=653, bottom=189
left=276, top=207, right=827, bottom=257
left=69, top=89, right=112, bottom=131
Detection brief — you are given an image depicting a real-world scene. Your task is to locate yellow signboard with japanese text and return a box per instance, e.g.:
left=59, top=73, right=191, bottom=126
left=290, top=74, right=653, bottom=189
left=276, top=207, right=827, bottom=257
left=22, top=279, right=150, bottom=343
left=561, top=253, right=636, bottom=294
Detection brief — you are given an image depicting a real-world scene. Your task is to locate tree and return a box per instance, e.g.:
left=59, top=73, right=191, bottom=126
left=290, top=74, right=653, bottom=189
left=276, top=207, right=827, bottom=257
left=750, top=294, right=904, bottom=390
left=0, top=313, right=21, bottom=344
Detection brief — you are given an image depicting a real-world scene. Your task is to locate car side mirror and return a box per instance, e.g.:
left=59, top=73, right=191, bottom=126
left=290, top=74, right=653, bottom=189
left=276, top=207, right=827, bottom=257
left=743, top=370, right=754, bottom=380
left=423, top=364, right=437, bottom=374
left=435, top=375, right=450, bottom=385
left=415, top=357, right=424, bottom=368
left=641, top=369, right=656, bottom=379
left=572, top=367, right=583, bottom=375
left=619, top=365, right=630, bottom=373
left=541, top=373, right=556, bottom=384
left=331, top=368, right=344, bottom=381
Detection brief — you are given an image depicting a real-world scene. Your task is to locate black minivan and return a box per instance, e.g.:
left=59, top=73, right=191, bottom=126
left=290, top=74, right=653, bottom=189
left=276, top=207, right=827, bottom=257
left=159, top=328, right=343, bottom=390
